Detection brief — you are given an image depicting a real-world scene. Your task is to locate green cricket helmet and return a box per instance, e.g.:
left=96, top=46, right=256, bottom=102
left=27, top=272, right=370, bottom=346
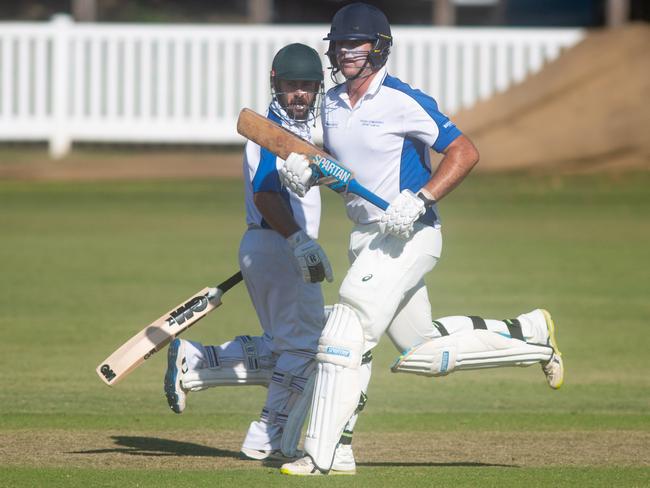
left=270, top=43, right=324, bottom=122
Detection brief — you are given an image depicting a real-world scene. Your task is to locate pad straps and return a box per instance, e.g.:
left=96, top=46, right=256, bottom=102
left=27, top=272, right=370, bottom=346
left=502, top=318, right=525, bottom=341
left=237, top=335, right=260, bottom=371
left=204, top=345, right=220, bottom=368
left=433, top=320, right=449, bottom=336
left=469, top=316, right=488, bottom=330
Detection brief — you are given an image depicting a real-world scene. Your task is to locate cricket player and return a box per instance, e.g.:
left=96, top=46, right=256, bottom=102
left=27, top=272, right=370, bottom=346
left=278, top=3, right=564, bottom=475
left=162, top=43, right=353, bottom=471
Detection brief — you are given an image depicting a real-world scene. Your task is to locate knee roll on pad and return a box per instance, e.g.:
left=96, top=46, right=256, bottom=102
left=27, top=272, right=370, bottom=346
left=316, top=303, right=365, bottom=368
left=304, top=304, right=365, bottom=471
left=392, top=329, right=553, bottom=377
left=181, top=335, right=275, bottom=390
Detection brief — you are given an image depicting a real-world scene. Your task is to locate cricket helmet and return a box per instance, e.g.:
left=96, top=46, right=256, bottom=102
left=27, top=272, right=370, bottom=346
left=270, top=43, right=324, bottom=122
left=324, top=2, right=393, bottom=72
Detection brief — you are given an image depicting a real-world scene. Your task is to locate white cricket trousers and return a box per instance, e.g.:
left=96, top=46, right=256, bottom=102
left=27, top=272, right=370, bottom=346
left=239, top=228, right=325, bottom=451
left=341, top=222, right=442, bottom=351
left=239, top=228, right=325, bottom=354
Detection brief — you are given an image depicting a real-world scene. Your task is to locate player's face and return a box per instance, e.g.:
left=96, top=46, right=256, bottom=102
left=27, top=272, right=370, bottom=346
left=276, top=79, right=319, bottom=120
left=335, top=40, right=374, bottom=79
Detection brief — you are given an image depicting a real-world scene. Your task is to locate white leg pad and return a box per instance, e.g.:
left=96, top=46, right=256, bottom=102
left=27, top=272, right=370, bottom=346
left=392, top=329, right=553, bottom=376
left=304, top=304, right=365, bottom=472
left=181, top=335, right=274, bottom=390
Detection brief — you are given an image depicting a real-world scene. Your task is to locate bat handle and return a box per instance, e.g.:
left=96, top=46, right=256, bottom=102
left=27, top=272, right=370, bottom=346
left=216, top=271, right=243, bottom=293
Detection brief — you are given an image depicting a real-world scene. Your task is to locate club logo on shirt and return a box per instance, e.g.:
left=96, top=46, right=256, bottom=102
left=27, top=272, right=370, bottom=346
left=360, top=119, right=383, bottom=127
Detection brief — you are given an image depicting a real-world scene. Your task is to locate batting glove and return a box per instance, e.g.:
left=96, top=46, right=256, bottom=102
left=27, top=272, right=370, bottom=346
left=279, top=152, right=316, bottom=197
left=380, top=189, right=426, bottom=240
left=287, top=230, right=333, bottom=283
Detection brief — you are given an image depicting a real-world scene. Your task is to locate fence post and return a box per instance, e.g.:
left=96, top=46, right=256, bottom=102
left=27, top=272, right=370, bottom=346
left=50, top=14, right=72, bottom=159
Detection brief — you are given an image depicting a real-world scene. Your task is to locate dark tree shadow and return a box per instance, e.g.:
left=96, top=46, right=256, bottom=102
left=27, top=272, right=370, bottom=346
left=70, top=435, right=240, bottom=459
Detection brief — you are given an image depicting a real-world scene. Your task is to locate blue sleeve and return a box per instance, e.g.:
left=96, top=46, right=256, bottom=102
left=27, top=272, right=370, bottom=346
left=383, top=75, right=462, bottom=153
left=251, top=147, right=281, bottom=193
left=426, top=102, right=462, bottom=153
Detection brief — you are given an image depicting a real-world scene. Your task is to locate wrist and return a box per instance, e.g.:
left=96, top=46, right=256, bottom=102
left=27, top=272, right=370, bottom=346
left=417, top=188, right=436, bottom=207
left=286, top=229, right=310, bottom=248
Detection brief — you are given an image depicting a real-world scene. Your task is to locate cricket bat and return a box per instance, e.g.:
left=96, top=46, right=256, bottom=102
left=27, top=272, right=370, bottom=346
left=96, top=271, right=243, bottom=386
left=237, top=108, right=389, bottom=210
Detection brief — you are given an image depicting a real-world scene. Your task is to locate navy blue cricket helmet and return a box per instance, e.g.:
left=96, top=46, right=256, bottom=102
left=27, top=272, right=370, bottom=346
left=324, top=2, right=393, bottom=72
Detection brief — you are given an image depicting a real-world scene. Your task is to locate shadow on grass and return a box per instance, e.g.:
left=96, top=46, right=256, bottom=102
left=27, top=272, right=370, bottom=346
left=358, top=461, right=517, bottom=468
left=70, top=435, right=240, bottom=459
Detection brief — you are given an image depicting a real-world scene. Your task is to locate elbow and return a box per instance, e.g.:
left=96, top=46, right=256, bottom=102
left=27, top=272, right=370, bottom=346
left=469, top=145, right=480, bottom=169
left=462, top=137, right=480, bottom=170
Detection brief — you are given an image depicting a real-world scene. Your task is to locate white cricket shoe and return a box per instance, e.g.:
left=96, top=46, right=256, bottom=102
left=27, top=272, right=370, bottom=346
left=540, top=309, right=564, bottom=390
left=280, top=456, right=324, bottom=476
left=331, top=444, right=356, bottom=475
left=164, top=338, right=189, bottom=413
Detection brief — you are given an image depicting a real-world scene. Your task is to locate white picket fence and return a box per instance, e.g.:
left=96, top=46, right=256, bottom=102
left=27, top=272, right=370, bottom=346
left=0, top=15, right=584, bottom=158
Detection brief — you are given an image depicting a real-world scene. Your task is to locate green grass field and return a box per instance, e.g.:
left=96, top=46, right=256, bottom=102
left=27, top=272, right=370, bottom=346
left=1, top=171, right=648, bottom=487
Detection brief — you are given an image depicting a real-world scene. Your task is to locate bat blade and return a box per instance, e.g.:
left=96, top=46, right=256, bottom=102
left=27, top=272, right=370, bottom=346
left=237, top=108, right=389, bottom=210
left=96, top=271, right=242, bottom=387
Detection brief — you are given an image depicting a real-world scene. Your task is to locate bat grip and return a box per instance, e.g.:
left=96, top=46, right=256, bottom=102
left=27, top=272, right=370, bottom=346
left=217, top=271, right=243, bottom=293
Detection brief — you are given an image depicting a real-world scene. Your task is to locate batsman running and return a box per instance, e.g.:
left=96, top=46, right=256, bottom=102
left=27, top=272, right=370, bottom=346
left=162, top=44, right=352, bottom=469
left=278, top=3, right=564, bottom=475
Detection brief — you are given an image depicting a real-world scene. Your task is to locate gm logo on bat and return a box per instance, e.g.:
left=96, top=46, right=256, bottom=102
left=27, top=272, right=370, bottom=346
left=312, top=154, right=351, bottom=184
left=166, top=294, right=210, bottom=327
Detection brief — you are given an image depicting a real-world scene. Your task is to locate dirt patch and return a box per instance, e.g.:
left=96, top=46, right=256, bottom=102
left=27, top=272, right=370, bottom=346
left=454, top=24, right=650, bottom=173
left=1, top=430, right=647, bottom=470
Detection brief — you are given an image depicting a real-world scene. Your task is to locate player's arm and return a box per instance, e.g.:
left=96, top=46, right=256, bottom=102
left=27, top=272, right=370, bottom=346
left=420, top=134, right=480, bottom=202
left=252, top=187, right=332, bottom=284
left=253, top=191, right=300, bottom=238
left=381, top=100, right=479, bottom=239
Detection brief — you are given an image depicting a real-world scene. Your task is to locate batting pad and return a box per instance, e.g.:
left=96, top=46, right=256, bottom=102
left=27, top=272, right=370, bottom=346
left=182, top=335, right=274, bottom=390
left=392, top=329, right=553, bottom=376
left=304, top=304, right=365, bottom=471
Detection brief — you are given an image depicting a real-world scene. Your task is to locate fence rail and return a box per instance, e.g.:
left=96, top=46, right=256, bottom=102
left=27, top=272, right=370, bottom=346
left=0, top=15, right=584, bottom=158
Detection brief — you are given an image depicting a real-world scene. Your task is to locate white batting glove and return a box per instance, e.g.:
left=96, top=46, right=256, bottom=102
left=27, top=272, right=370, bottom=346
left=279, top=152, right=315, bottom=198
left=380, top=189, right=426, bottom=240
left=287, top=230, right=333, bottom=283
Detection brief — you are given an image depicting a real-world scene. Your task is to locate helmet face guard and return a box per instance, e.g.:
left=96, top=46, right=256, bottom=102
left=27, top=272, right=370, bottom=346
left=324, top=3, right=393, bottom=77
left=325, top=33, right=392, bottom=73
left=270, top=77, right=324, bottom=123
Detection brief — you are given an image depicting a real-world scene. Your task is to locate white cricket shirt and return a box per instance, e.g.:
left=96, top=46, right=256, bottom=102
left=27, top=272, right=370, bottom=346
left=321, top=66, right=462, bottom=226
left=243, top=104, right=322, bottom=239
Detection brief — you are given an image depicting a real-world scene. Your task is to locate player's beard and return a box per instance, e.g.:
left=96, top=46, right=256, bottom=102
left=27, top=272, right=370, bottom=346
left=284, top=95, right=312, bottom=121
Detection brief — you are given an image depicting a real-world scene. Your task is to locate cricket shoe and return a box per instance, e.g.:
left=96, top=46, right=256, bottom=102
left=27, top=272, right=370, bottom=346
left=539, top=309, right=564, bottom=390
left=164, top=338, right=189, bottom=413
left=280, top=455, right=325, bottom=476
left=280, top=450, right=356, bottom=476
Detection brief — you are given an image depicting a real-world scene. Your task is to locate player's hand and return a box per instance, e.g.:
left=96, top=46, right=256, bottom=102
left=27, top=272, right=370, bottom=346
left=287, top=230, right=333, bottom=283
left=279, top=153, right=316, bottom=197
left=380, top=189, right=426, bottom=239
